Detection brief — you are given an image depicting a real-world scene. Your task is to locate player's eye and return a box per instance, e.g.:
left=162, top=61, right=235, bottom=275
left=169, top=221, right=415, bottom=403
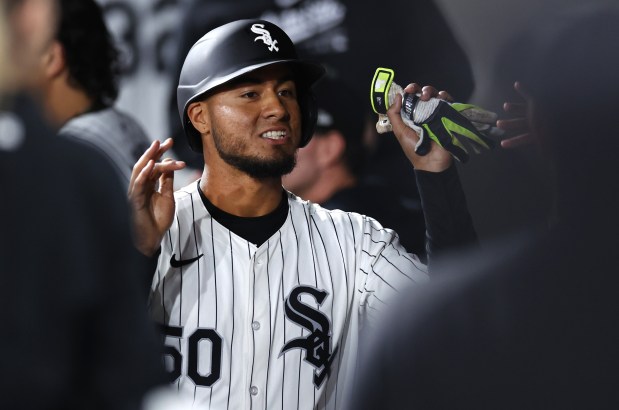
left=241, top=91, right=259, bottom=99
left=278, top=88, right=296, bottom=98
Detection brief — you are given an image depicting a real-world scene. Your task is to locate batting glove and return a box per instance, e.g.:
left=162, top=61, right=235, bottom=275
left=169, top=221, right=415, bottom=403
left=371, top=67, right=501, bottom=163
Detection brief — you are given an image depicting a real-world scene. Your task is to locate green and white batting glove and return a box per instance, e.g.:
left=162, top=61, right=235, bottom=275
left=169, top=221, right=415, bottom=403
left=371, top=67, right=501, bottom=163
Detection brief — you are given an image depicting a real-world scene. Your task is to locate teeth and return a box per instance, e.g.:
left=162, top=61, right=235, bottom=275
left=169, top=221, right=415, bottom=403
left=261, top=130, right=286, bottom=139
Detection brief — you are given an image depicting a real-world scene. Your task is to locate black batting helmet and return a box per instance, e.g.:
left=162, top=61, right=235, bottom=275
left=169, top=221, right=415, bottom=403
left=177, top=19, right=326, bottom=152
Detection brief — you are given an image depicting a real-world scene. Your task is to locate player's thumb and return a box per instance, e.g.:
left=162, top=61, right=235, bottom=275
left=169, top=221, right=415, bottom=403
left=386, top=93, right=420, bottom=143
left=386, top=93, right=404, bottom=127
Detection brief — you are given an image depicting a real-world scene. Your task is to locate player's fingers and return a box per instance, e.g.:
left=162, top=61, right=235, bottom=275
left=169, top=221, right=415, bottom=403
left=156, top=137, right=175, bottom=158
left=438, top=91, right=453, bottom=102
left=159, top=171, right=176, bottom=198
left=420, top=85, right=439, bottom=101
left=403, top=83, right=423, bottom=95
left=129, top=140, right=161, bottom=194
left=129, top=159, right=156, bottom=208
left=152, top=158, right=186, bottom=174
left=386, top=93, right=420, bottom=143
left=437, top=90, right=454, bottom=102
left=145, top=138, right=175, bottom=171
left=136, top=159, right=157, bottom=190
left=157, top=158, right=184, bottom=197
left=514, top=81, right=531, bottom=101
left=502, top=102, right=527, bottom=115
left=152, top=160, right=186, bottom=192
left=500, top=133, right=534, bottom=149
left=150, top=138, right=175, bottom=168
left=496, top=117, right=528, bottom=131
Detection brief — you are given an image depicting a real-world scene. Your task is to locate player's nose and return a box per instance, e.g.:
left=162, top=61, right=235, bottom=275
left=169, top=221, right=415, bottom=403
left=261, top=89, right=289, bottom=120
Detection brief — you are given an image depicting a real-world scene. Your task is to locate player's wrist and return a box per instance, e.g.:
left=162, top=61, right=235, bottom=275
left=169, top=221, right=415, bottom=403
left=132, top=234, right=162, bottom=257
left=412, top=152, right=453, bottom=172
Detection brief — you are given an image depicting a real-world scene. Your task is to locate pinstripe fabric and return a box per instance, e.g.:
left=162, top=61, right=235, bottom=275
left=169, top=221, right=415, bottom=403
left=149, top=182, right=428, bottom=409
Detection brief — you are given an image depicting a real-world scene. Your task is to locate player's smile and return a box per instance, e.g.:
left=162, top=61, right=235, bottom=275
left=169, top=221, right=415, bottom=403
left=259, top=127, right=289, bottom=144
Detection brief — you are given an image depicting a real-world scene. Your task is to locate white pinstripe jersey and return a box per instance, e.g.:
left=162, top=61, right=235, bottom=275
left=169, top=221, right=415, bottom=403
left=150, top=181, right=428, bottom=409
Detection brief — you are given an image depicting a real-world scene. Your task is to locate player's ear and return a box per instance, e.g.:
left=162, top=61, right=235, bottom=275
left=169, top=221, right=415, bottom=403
left=187, top=101, right=210, bottom=135
left=316, top=130, right=346, bottom=167
left=41, top=41, right=65, bottom=79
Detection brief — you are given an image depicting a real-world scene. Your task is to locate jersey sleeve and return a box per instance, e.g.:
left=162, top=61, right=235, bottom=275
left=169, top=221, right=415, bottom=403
left=355, top=215, right=429, bottom=331
left=415, top=164, right=478, bottom=269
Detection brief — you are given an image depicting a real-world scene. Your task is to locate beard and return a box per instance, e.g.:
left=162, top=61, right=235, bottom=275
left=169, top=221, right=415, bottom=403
left=212, top=126, right=297, bottom=179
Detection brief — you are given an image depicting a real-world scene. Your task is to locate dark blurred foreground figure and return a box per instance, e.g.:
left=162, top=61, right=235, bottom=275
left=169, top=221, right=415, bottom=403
left=0, top=95, right=166, bottom=410
left=350, top=6, right=619, bottom=409
left=0, top=1, right=166, bottom=408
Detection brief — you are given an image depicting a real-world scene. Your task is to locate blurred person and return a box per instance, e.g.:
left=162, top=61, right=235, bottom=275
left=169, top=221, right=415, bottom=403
left=283, top=74, right=427, bottom=257
left=35, top=0, right=152, bottom=188
left=350, top=5, right=619, bottom=409
left=0, top=0, right=167, bottom=408
left=128, top=19, right=479, bottom=408
left=1, top=0, right=56, bottom=92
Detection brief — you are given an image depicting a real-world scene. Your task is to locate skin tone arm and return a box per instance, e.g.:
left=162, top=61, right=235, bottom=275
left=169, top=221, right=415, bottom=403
left=127, top=138, right=186, bottom=256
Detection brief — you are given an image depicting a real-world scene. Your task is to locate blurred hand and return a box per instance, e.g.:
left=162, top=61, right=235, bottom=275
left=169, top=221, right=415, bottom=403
left=497, top=81, right=535, bottom=148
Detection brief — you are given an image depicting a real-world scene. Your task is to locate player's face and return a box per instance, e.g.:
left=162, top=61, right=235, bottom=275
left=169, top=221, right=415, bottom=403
left=203, top=64, right=302, bottom=179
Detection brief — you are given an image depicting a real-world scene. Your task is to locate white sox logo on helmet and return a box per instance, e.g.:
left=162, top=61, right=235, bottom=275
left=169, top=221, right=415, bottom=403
left=251, top=23, right=279, bottom=52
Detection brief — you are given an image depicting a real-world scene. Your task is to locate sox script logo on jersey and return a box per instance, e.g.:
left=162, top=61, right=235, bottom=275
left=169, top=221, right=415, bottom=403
left=280, top=285, right=338, bottom=388
left=150, top=181, right=428, bottom=409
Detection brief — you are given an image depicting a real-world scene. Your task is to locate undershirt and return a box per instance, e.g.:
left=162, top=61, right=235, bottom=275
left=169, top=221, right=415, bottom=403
left=197, top=181, right=289, bottom=246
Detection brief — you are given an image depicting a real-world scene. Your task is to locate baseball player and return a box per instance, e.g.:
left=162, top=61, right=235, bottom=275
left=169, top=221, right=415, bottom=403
left=129, top=19, right=474, bottom=409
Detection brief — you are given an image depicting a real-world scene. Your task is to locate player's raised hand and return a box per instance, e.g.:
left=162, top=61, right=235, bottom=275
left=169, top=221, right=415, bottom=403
left=128, top=138, right=186, bottom=256
left=387, top=83, right=453, bottom=172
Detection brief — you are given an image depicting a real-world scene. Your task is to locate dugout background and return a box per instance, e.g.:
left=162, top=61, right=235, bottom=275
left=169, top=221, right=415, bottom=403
left=96, top=0, right=616, bottom=244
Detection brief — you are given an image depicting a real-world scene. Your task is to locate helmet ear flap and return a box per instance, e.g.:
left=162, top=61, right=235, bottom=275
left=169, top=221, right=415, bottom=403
left=299, top=90, right=317, bottom=148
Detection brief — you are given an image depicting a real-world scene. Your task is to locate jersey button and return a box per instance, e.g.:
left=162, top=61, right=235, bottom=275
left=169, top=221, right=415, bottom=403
left=252, top=321, right=261, bottom=330
left=250, top=386, right=259, bottom=396
left=256, top=258, right=264, bottom=265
